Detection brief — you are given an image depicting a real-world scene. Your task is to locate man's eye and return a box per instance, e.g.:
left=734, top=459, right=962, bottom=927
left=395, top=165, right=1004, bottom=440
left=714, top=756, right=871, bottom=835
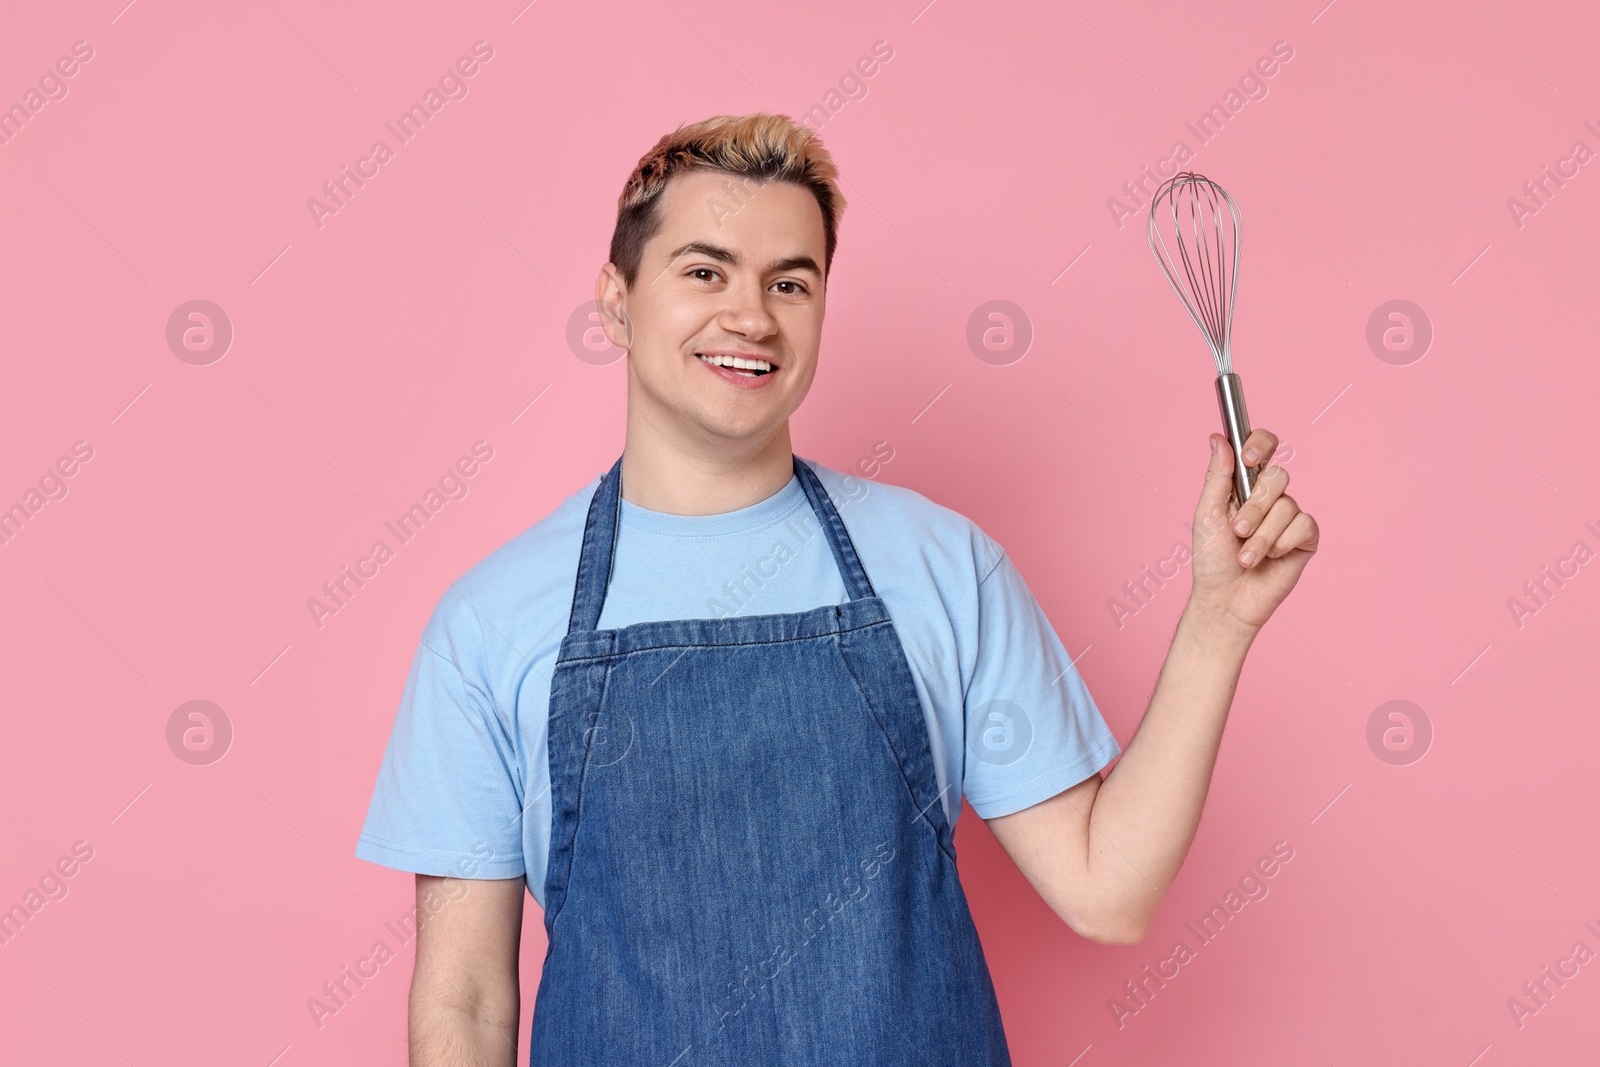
left=773, top=280, right=807, bottom=295
left=690, top=268, right=720, bottom=282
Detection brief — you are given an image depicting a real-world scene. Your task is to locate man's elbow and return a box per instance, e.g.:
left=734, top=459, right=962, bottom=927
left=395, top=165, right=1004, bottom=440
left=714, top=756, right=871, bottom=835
left=1067, top=905, right=1151, bottom=946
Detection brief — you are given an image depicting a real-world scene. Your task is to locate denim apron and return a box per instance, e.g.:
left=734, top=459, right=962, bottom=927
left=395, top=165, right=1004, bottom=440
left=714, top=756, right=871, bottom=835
left=529, top=454, right=1012, bottom=1066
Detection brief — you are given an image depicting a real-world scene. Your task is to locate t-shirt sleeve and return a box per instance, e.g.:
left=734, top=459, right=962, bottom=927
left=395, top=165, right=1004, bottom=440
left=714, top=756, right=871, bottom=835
left=960, top=549, right=1122, bottom=819
left=354, top=632, right=527, bottom=880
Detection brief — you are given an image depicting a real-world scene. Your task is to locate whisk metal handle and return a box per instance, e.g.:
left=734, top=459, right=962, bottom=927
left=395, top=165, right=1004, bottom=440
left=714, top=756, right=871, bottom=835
left=1214, top=372, right=1258, bottom=504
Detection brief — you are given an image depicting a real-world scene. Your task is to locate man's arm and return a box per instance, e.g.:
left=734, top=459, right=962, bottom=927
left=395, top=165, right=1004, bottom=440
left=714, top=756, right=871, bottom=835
left=986, top=599, right=1252, bottom=943
left=986, top=429, right=1318, bottom=944
left=410, top=874, right=525, bottom=1066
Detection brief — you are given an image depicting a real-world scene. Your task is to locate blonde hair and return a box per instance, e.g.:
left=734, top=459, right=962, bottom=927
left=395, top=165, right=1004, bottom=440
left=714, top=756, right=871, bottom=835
left=608, top=113, right=847, bottom=289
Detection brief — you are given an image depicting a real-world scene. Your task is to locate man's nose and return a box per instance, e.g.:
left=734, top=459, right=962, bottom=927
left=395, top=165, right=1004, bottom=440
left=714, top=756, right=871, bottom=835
left=718, top=280, right=779, bottom=338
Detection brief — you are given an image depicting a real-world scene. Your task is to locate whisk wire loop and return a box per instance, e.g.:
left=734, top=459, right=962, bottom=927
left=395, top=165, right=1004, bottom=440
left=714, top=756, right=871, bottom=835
left=1145, top=173, right=1242, bottom=376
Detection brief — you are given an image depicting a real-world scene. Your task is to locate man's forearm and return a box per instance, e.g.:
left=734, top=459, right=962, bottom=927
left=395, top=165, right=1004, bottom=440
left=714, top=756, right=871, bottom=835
left=1084, top=595, right=1257, bottom=937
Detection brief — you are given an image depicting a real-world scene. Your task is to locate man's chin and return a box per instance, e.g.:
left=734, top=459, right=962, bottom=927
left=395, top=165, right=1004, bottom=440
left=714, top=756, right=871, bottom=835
left=680, top=400, right=790, bottom=448
left=627, top=379, right=795, bottom=450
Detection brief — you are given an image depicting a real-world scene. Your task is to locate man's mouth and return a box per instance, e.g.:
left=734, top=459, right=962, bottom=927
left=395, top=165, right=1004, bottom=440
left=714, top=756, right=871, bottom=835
left=696, top=352, right=775, bottom=378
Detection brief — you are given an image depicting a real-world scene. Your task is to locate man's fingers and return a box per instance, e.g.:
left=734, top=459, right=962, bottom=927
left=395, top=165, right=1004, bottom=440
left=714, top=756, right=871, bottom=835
left=1239, top=428, right=1279, bottom=468
left=1231, top=465, right=1289, bottom=537
left=1266, top=510, right=1320, bottom=559
left=1238, top=494, right=1297, bottom=567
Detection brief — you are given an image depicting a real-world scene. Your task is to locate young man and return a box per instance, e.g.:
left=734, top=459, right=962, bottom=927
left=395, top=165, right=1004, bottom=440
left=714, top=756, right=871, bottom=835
left=355, top=113, right=1318, bottom=1065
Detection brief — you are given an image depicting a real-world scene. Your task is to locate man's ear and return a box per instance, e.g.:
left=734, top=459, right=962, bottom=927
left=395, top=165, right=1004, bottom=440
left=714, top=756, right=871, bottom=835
left=595, top=263, right=634, bottom=350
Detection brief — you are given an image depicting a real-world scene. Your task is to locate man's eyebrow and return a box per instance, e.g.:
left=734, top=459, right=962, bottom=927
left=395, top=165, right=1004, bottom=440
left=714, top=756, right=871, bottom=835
left=663, top=240, right=822, bottom=277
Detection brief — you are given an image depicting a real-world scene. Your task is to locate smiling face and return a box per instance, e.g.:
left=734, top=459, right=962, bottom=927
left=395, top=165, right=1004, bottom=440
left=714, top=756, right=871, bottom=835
left=597, top=168, right=828, bottom=455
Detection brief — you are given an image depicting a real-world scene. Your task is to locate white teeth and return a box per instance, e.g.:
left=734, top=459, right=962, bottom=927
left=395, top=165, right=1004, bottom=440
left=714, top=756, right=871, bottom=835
left=697, top=353, right=773, bottom=372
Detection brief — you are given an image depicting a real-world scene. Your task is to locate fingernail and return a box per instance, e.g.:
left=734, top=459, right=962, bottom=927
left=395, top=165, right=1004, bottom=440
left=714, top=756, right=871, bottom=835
left=1235, top=519, right=1250, bottom=535
left=1211, top=437, right=1219, bottom=456
left=1239, top=549, right=1256, bottom=566
left=1243, top=448, right=1257, bottom=464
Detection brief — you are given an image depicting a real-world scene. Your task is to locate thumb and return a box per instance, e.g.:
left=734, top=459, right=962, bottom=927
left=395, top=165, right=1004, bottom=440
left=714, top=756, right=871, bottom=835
left=1197, top=433, right=1236, bottom=524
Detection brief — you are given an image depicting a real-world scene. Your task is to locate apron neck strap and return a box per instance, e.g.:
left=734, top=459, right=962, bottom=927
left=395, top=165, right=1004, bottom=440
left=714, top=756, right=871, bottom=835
left=565, top=453, right=877, bottom=636
left=792, top=454, right=877, bottom=603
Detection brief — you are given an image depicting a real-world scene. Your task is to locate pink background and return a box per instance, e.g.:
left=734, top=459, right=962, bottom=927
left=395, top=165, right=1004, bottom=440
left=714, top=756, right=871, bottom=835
left=2, top=0, right=1597, bottom=1063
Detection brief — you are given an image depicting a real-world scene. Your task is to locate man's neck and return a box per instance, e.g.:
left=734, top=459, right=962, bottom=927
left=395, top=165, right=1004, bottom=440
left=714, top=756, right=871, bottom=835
left=618, top=421, right=796, bottom=517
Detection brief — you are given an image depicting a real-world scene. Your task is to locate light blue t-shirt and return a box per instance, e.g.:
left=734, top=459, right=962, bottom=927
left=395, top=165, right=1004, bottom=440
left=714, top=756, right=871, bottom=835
left=355, top=457, right=1121, bottom=907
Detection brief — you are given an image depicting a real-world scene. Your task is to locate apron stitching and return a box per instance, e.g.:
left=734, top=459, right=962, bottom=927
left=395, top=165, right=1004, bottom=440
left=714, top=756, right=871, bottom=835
left=543, top=658, right=615, bottom=936
left=557, top=614, right=888, bottom=665
left=794, top=457, right=877, bottom=602
left=832, top=635, right=957, bottom=866
left=912, top=781, right=955, bottom=827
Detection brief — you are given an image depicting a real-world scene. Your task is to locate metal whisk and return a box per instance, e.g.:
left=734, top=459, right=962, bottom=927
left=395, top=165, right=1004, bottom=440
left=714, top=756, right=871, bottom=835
left=1146, top=172, right=1259, bottom=504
